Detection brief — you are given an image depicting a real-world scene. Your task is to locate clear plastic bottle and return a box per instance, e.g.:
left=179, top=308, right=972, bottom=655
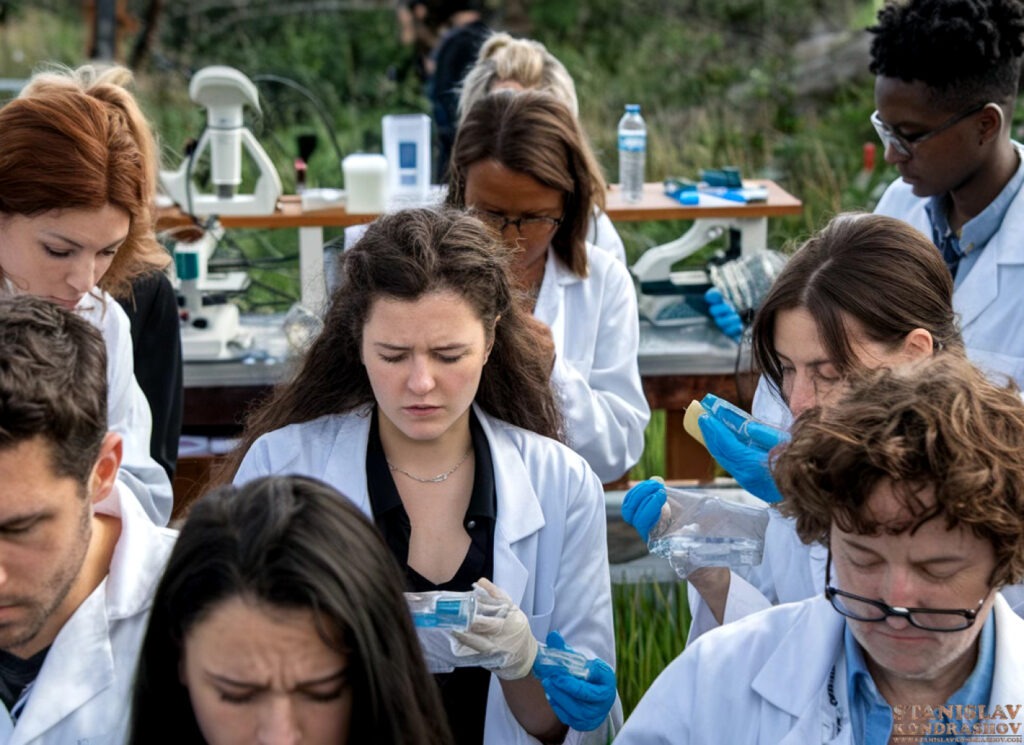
left=617, top=104, right=646, bottom=203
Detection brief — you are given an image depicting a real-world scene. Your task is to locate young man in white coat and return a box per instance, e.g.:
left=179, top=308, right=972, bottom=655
left=871, top=0, right=1024, bottom=386
left=617, top=355, right=1024, bottom=744
left=0, top=295, right=176, bottom=744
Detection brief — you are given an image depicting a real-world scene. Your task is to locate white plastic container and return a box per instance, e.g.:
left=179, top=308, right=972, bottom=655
left=342, top=153, right=388, bottom=214
left=382, top=113, right=432, bottom=199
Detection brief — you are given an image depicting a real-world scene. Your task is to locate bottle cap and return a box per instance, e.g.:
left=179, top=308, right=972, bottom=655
left=625, top=103, right=641, bottom=113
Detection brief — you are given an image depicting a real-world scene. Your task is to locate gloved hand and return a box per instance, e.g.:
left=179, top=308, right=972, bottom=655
left=450, top=579, right=538, bottom=680
left=621, top=477, right=669, bottom=541
left=697, top=411, right=790, bottom=503
left=704, top=287, right=743, bottom=342
left=534, top=631, right=617, bottom=732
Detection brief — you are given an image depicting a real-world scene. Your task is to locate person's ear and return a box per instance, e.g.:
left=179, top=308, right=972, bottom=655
left=88, top=432, right=123, bottom=506
left=978, top=104, right=1005, bottom=144
left=901, top=327, right=935, bottom=362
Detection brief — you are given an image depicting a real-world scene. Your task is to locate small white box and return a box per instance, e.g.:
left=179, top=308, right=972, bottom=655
left=342, top=153, right=388, bottom=214
left=383, top=113, right=431, bottom=198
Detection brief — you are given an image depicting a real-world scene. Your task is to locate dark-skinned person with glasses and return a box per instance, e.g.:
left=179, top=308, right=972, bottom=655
left=446, top=89, right=649, bottom=484
left=617, top=354, right=1024, bottom=744
left=871, top=0, right=1024, bottom=390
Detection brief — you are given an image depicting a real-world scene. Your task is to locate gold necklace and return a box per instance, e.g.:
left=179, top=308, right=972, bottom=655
left=387, top=446, right=473, bottom=484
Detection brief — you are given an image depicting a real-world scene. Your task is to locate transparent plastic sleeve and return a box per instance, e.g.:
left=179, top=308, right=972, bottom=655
left=534, top=645, right=589, bottom=679
left=406, top=591, right=477, bottom=631
left=647, top=486, right=770, bottom=578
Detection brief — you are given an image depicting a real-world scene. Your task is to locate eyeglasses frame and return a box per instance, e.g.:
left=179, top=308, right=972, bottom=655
left=467, top=207, right=564, bottom=236
left=824, top=549, right=985, bottom=633
left=870, top=102, right=991, bottom=158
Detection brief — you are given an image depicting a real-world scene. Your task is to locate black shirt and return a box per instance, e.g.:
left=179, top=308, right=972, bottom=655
left=366, top=408, right=496, bottom=745
left=0, top=646, right=49, bottom=718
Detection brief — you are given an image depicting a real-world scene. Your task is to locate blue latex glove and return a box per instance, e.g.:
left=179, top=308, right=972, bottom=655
left=704, top=287, right=743, bottom=342
left=534, top=631, right=617, bottom=732
left=697, top=412, right=790, bottom=503
left=621, top=478, right=666, bottom=541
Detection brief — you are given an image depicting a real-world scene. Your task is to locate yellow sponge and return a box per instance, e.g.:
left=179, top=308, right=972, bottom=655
left=683, top=399, right=706, bottom=446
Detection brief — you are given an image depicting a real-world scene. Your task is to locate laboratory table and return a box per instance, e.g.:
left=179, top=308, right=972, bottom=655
left=170, top=181, right=800, bottom=512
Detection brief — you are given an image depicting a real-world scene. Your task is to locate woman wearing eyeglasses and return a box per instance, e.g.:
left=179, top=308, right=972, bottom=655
left=446, top=89, right=649, bottom=483
left=870, top=0, right=1024, bottom=388
left=617, top=355, right=1024, bottom=744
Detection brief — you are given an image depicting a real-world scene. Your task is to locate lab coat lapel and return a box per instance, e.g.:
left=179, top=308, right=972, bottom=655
left=991, top=594, right=1024, bottom=706
left=955, top=187, right=1024, bottom=330
left=475, top=408, right=545, bottom=606
left=533, top=248, right=580, bottom=354
left=322, top=409, right=373, bottom=516
left=753, top=598, right=845, bottom=729
left=15, top=588, right=116, bottom=743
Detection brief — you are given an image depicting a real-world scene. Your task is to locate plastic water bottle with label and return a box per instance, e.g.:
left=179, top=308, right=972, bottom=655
left=618, top=104, right=646, bottom=203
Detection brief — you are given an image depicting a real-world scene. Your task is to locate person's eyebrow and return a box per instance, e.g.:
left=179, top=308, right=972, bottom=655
left=39, top=231, right=126, bottom=252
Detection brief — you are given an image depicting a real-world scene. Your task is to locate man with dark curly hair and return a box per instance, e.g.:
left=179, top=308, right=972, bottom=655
left=616, top=355, right=1024, bottom=743
left=871, top=0, right=1024, bottom=387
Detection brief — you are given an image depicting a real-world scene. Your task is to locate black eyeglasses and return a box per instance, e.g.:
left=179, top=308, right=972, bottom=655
left=467, top=207, right=563, bottom=237
left=870, top=102, right=989, bottom=158
left=824, top=550, right=985, bottom=632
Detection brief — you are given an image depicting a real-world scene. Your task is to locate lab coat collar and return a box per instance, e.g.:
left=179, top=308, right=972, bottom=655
left=533, top=246, right=588, bottom=358
left=472, top=405, right=546, bottom=606
left=100, top=483, right=176, bottom=619
left=955, top=144, right=1024, bottom=329
left=10, top=487, right=171, bottom=741
left=321, top=407, right=374, bottom=514
left=752, top=595, right=845, bottom=718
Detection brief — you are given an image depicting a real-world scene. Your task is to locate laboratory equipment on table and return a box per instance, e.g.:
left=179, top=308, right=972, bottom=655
left=646, top=486, right=770, bottom=579
left=160, top=66, right=282, bottom=217
left=160, top=66, right=283, bottom=361
left=169, top=224, right=253, bottom=360
left=630, top=171, right=785, bottom=330
left=406, top=591, right=590, bottom=678
left=383, top=113, right=432, bottom=201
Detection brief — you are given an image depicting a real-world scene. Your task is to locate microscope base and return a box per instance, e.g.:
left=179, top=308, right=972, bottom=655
left=181, top=303, right=252, bottom=360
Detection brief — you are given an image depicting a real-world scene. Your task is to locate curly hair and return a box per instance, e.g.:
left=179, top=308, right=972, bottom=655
left=218, top=207, right=563, bottom=482
left=0, top=64, right=168, bottom=299
left=869, top=0, right=1024, bottom=108
left=775, top=355, right=1024, bottom=588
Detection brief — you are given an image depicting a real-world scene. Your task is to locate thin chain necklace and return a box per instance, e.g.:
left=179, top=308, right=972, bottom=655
left=388, top=446, right=473, bottom=484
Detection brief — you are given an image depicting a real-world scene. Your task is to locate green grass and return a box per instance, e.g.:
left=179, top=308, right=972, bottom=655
left=613, top=579, right=691, bottom=717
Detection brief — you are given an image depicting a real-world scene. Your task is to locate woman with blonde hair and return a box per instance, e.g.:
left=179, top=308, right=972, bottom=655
left=457, top=33, right=625, bottom=263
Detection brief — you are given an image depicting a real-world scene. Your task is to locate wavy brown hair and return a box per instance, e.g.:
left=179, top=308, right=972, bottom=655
left=775, top=355, right=1024, bottom=588
left=0, top=64, right=168, bottom=300
left=752, top=212, right=963, bottom=402
left=446, top=89, right=606, bottom=278
left=219, top=207, right=563, bottom=482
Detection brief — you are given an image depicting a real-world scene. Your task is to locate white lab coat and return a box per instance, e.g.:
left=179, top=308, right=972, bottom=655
left=233, top=405, right=619, bottom=744
left=0, top=481, right=177, bottom=744
left=617, top=593, right=1024, bottom=745
left=875, top=174, right=1024, bottom=386
left=587, top=208, right=627, bottom=265
left=77, top=291, right=174, bottom=525
left=535, top=243, right=650, bottom=483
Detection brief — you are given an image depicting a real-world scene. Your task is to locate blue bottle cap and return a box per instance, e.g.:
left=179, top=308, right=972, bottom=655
left=625, top=104, right=641, bottom=113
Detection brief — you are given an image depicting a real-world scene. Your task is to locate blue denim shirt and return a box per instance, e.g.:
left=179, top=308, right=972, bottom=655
left=845, top=614, right=995, bottom=745
left=927, top=151, right=1024, bottom=285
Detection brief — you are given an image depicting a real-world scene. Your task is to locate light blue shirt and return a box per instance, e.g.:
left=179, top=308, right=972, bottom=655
left=845, top=614, right=996, bottom=745
left=926, top=150, right=1024, bottom=286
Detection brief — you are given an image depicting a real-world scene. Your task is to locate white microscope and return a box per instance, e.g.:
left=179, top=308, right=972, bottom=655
left=161, top=65, right=283, bottom=360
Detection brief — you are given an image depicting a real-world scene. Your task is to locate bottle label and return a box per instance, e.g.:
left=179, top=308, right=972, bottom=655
left=618, top=133, right=647, bottom=153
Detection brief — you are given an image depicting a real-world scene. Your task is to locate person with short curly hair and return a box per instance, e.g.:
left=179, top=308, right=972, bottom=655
left=617, top=354, right=1024, bottom=744
left=871, top=0, right=1024, bottom=388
